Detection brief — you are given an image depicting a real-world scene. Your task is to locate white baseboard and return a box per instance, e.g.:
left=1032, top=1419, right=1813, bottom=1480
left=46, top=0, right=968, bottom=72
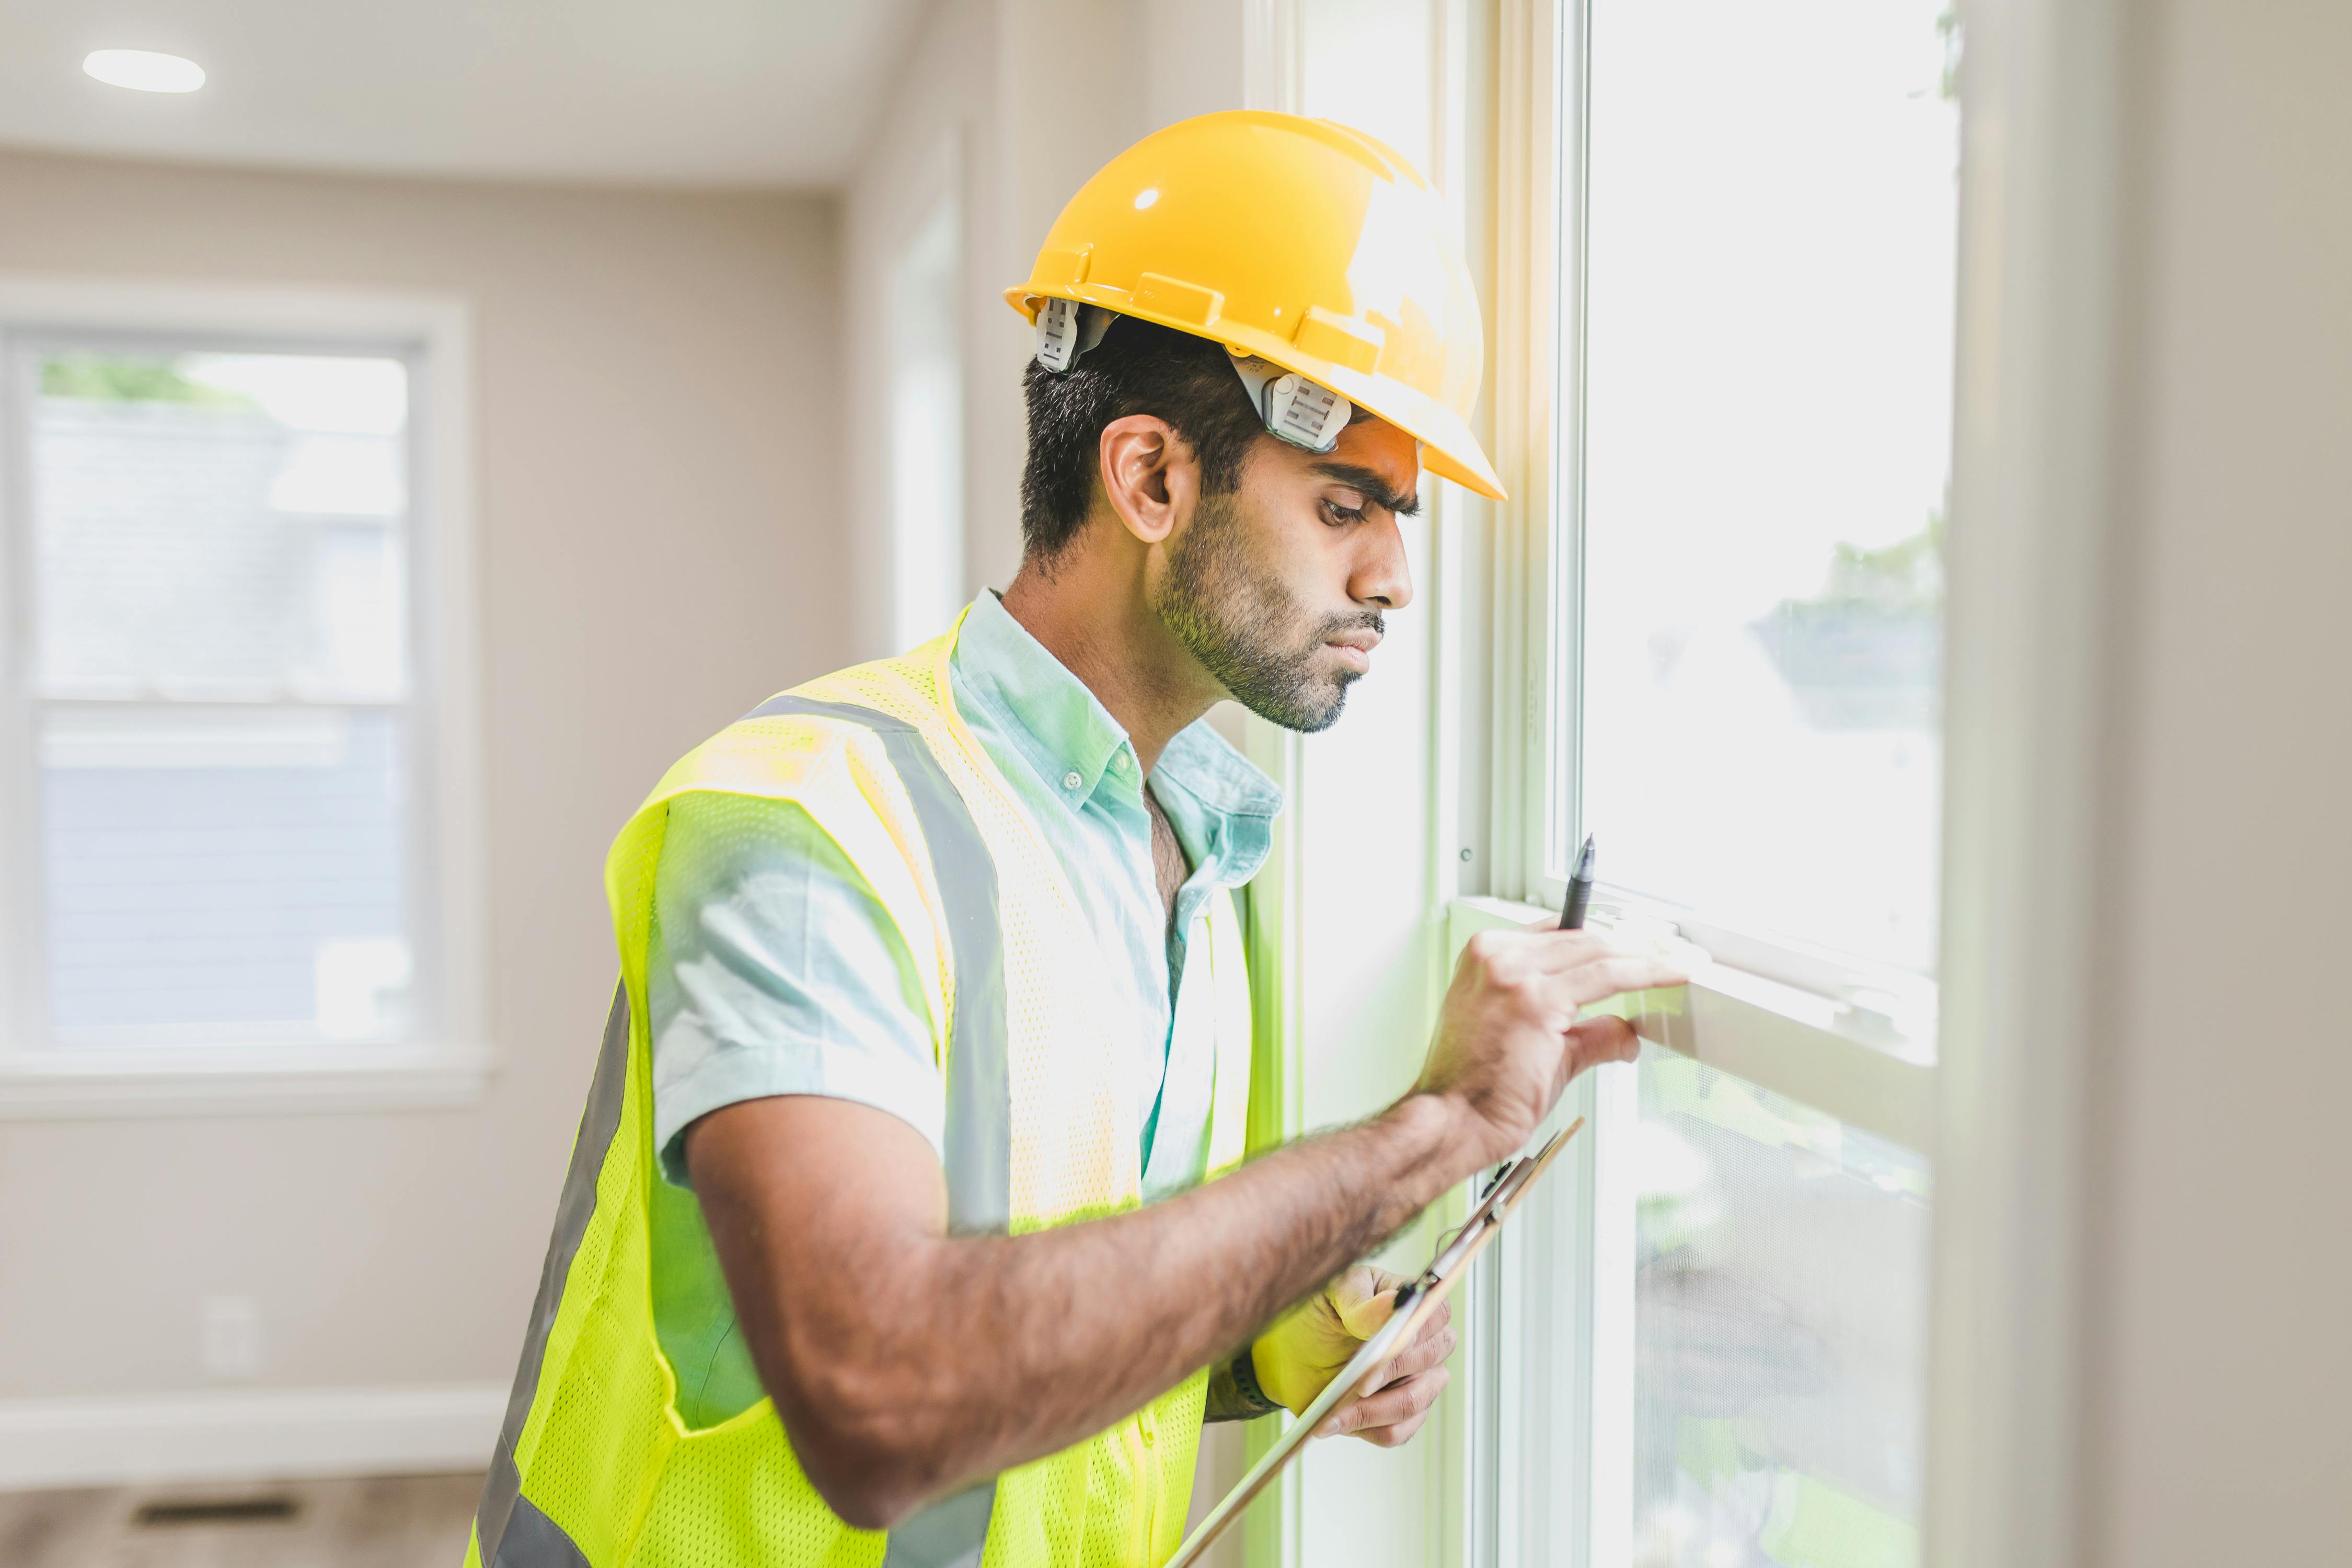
left=0, top=1382, right=507, bottom=1492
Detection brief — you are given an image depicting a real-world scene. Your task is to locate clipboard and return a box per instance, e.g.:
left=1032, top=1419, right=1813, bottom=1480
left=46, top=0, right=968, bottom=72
left=1164, top=1116, right=1586, bottom=1568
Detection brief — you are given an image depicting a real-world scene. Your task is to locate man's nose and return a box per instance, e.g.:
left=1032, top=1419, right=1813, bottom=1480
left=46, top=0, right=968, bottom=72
left=1353, top=515, right=1415, bottom=611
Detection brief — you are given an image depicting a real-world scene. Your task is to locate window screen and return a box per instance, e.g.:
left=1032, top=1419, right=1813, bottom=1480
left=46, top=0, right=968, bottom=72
left=1572, top=0, right=1961, bottom=973
left=16, top=348, right=416, bottom=1045
left=1614, top=1047, right=1929, bottom=1568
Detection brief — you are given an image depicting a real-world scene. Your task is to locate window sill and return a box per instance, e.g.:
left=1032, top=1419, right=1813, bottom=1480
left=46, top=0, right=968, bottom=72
left=1447, top=896, right=1936, bottom=1152
left=0, top=1044, right=495, bottom=1120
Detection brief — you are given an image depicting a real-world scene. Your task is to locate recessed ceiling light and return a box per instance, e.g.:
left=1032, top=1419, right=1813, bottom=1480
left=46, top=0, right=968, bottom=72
left=84, top=49, right=206, bottom=94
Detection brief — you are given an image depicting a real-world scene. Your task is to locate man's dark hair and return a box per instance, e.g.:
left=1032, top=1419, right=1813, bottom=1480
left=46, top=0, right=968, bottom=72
left=1018, top=316, right=1268, bottom=564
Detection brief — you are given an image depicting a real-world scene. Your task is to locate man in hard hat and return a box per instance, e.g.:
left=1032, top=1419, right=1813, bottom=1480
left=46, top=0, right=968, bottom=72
left=469, top=111, right=1684, bottom=1568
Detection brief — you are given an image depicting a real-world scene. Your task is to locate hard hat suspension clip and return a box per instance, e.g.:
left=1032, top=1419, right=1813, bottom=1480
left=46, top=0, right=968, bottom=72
left=1227, top=353, right=1353, bottom=454
left=1033, top=296, right=1115, bottom=373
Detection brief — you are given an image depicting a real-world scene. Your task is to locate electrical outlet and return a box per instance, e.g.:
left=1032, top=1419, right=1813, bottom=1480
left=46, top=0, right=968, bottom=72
left=200, top=1296, right=261, bottom=1381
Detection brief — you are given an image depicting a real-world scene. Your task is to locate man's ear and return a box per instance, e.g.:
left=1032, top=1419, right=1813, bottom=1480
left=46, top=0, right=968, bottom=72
left=1097, top=414, right=1198, bottom=547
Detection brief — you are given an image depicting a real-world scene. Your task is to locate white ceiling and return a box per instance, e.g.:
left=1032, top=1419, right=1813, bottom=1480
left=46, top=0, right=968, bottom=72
left=0, top=0, right=927, bottom=188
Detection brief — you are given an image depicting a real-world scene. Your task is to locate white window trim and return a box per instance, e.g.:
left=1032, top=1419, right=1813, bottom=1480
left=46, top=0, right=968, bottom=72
left=1917, top=0, right=2119, bottom=1558
left=0, top=277, right=490, bottom=1119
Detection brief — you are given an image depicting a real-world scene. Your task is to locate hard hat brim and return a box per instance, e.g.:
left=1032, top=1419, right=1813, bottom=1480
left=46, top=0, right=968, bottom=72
left=1008, top=284, right=1508, bottom=504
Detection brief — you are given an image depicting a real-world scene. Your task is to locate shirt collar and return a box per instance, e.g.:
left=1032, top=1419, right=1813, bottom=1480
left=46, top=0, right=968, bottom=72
left=953, top=590, right=1139, bottom=810
left=1150, top=718, right=1283, bottom=889
left=950, top=592, right=1284, bottom=883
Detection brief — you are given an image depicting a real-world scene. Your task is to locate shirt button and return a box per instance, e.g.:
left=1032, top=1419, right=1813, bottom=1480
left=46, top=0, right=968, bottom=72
left=1062, top=770, right=1083, bottom=791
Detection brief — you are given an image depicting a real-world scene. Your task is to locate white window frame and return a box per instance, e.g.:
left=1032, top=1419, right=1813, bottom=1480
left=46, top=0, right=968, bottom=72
left=1460, top=0, right=2117, bottom=1562
left=0, top=278, right=489, bottom=1118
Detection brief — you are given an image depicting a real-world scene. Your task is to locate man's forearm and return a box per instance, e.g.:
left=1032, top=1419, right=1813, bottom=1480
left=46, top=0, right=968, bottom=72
left=727, top=1092, right=1468, bottom=1520
left=948, top=1092, right=1465, bottom=1440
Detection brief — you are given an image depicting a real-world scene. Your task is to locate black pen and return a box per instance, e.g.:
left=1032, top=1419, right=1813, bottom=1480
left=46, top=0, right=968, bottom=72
left=1559, top=834, right=1597, bottom=930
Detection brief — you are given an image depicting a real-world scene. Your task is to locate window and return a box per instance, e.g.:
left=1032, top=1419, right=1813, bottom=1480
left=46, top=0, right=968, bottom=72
left=886, top=175, right=966, bottom=650
left=1465, top=1, right=1960, bottom=1564
left=0, top=285, right=483, bottom=1110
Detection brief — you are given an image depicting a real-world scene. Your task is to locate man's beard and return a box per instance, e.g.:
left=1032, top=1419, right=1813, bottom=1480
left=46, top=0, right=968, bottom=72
left=1153, top=491, right=1382, bottom=734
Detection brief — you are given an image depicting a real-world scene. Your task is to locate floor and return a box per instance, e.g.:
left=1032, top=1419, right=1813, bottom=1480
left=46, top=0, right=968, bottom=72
left=0, top=1472, right=480, bottom=1568
left=0, top=1457, right=1232, bottom=1567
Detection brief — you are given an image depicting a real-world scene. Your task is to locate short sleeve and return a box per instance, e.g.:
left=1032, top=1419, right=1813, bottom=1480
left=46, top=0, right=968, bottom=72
left=647, top=791, right=945, bottom=1187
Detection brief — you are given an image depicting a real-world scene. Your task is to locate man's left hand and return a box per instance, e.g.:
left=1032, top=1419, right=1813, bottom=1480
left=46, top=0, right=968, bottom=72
left=1250, top=1264, right=1455, bottom=1447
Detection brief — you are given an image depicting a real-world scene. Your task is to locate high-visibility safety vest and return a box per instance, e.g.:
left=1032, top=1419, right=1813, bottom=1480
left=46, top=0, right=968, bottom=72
left=467, top=616, right=1259, bottom=1568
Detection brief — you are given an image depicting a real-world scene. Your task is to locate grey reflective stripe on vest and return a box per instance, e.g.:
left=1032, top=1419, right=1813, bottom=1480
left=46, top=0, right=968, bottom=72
left=879, top=1480, right=997, bottom=1568
left=745, top=694, right=1012, bottom=1235
left=493, top=1496, right=594, bottom=1568
left=747, top=695, right=1010, bottom=1565
left=474, top=984, right=630, bottom=1567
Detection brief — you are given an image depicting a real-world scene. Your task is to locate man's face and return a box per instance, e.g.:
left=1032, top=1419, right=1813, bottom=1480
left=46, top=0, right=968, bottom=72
left=1152, top=415, right=1420, bottom=733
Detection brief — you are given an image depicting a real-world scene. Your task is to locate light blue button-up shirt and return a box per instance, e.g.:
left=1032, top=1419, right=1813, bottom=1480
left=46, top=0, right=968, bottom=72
left=643, top=593, right=1279, bottom=1427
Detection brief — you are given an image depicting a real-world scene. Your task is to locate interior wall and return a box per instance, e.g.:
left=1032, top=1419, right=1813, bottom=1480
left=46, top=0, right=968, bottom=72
left=841, top=0, right=1001, bottom=662
left=2087, top=0, right=2352, bottom=1561
left=0, top=150, right=844, bottom=1404
left=839, top=0, right=1249, bottom=662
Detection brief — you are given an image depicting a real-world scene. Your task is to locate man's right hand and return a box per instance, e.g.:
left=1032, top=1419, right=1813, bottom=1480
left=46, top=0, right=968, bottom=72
left=1409, top=921, right=1692, bottom=1172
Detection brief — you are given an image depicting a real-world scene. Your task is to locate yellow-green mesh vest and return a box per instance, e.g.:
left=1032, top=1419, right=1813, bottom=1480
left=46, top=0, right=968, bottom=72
left=466, top=621, right=1258, bottom=1568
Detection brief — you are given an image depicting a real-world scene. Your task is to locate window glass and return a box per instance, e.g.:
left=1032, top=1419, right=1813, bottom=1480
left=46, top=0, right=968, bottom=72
left=1614, top=1046, right=1929, bottom=1568
left=21, top=347, right=414, bottom=1044
left=32, top=351, right=408, bottom=700
left=41, top=708, right=410, bottom=1040
left=1574, top=0, right=1961, bottom=972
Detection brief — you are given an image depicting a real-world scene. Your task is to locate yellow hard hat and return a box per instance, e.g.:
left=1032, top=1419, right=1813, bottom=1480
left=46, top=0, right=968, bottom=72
left=1006, top=110, right=1505, bottom=502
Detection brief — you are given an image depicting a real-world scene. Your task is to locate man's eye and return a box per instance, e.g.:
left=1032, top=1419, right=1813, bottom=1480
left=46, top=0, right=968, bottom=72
left=1321, top=498, right=1368, bottom=527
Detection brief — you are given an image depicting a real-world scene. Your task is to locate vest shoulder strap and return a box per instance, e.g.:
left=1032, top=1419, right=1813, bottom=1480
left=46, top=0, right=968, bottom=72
left=604, top=687, right=961, bottom=1073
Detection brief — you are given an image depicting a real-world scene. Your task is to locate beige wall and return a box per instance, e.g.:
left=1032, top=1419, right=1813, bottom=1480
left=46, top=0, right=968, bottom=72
left=838, top=0, right=1251, bottom=661
left=2088, top=0, right=2352, bottom=1561
left=0, top=149, right=844, bottom=1399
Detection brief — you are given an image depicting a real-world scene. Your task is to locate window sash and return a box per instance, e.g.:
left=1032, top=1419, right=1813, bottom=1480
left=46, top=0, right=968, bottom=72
left=1496, top=0, right=1945, bottom=1045
left=1450, top=894, right=1934, bottom=1568
left=23, top=695, right=422, bottom=1051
